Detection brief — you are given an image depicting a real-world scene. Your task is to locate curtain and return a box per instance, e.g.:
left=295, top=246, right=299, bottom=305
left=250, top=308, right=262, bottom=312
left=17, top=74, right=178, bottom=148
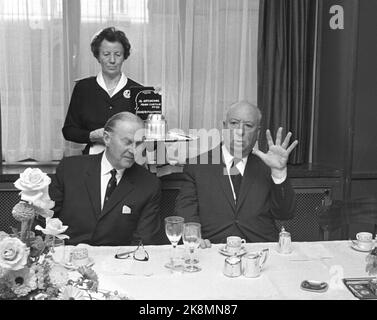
left=181, top=0, right=259, bottom=131
left=258, top=0, right=317, bottom=164
left=0, top=0, right=65, bottom=162
left=0, top=0, right=259, bottom=161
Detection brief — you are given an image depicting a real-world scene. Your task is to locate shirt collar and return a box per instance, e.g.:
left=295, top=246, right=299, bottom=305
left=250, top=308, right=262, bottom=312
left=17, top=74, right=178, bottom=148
left=96, top=72, right=128, bottom=97
left=101, top=152, right=126, bottom=177
left=221, top=144, right=248, bottom=168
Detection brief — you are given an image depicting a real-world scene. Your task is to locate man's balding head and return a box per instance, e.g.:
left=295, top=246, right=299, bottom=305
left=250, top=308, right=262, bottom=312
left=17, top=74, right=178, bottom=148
left=103, top=112, right=145, bottom=169
left=223, top=101, right=261, bottom=158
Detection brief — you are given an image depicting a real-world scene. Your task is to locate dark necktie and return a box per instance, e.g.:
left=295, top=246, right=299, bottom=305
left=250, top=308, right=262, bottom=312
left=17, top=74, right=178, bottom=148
left=103, top=169, right=117, bottom=209
left=229, top=159, right=242, bottom=201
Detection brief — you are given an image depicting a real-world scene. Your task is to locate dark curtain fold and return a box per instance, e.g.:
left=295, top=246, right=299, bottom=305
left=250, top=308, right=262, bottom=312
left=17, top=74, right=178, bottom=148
left=257, top=0, right=317, bottom=164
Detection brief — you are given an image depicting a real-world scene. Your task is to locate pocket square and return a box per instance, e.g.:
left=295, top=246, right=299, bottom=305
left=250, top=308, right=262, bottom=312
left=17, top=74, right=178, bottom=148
left=122, top=205, right=132, bottom=214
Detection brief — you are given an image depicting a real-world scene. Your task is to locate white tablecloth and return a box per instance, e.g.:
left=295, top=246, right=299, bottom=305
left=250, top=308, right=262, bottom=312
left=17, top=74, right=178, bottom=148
left=68, top=241, right=373, bottom=300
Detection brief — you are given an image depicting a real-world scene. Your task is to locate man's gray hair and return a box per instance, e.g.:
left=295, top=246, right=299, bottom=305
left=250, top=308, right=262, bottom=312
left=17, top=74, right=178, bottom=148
left=104, top=112, right=144, bottom=132
left=223, top=100, right=262, bottom=124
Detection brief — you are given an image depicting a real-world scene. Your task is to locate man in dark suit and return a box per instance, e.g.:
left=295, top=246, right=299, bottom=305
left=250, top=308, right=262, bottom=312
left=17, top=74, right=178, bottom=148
left=175, top=101, right=298, bottom=244
left=50, top=112, right=161, bottom=246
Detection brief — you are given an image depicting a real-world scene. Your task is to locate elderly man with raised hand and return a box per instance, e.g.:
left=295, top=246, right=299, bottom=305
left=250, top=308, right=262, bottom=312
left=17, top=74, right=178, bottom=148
left=175, top=101, right=298, bottom=246
left=50, top=112, right=161, bottom=246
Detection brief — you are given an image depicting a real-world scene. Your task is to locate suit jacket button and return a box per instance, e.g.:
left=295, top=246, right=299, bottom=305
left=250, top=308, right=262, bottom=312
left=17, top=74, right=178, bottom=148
left=109, top=105, right=113, bottom=110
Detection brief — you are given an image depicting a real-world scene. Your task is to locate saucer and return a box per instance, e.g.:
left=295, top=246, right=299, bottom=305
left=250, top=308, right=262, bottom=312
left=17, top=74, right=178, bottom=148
left=351, top=243, right=374, bottom=253
left=219, top=246, right=247, bottom=257
left=63, top=257, right=95, bottom=270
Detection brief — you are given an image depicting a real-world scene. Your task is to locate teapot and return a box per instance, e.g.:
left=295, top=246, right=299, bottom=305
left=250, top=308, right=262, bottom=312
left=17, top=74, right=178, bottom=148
left=242, top=248, right=269, bottom=278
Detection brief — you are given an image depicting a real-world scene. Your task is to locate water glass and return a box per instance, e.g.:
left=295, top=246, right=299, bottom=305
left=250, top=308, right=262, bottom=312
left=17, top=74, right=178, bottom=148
left=164, top=216, right=184, bottom=270
left=182, top=222, right=201, bottom=272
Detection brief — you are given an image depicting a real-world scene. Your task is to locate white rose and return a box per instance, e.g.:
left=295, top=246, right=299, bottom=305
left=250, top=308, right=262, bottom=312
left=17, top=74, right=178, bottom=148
left=0, top=237, right=30, bottom=271
left=35, top=218, right=69, bottom=240
left=14, top=168, right=52, bottom=204
left=33, top=187, right=55, bottom=211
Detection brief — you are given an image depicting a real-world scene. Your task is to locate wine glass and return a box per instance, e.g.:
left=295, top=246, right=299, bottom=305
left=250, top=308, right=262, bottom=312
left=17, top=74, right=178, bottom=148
left=164, top=216, right=184, bottom=270
left=182, top=222, right=202, bottom=272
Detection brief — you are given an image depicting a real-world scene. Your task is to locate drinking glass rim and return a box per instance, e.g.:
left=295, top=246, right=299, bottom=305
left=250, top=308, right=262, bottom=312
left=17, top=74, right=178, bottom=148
left=165, top=216, right=184, bottom=223
left=183, top=222, right=201, bottom=228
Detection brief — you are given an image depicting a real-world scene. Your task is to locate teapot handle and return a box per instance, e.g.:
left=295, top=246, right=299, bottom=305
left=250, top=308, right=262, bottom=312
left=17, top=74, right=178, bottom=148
left=259, top=248, right=269, bottom=268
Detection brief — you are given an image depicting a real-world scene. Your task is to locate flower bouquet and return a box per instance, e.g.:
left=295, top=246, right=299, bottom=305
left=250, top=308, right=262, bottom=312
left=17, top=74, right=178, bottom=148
left=366, top=247, right=377, bottom=294
left=0, top=168, right=129, bottom=300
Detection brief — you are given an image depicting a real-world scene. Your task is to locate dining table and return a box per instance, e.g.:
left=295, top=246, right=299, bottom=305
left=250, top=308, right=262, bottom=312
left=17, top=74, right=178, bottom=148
left=65, top=240, right=374, bottom=300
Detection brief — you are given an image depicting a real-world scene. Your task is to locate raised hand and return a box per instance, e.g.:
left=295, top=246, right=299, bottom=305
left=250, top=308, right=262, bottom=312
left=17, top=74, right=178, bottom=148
left=252, top=127, right=298, bottom=174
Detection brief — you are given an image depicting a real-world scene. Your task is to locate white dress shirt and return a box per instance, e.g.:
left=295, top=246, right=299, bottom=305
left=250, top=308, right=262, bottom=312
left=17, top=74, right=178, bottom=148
left=222, top=145, right=248, bottom=176
left=100, top=153, right=125, bottom=210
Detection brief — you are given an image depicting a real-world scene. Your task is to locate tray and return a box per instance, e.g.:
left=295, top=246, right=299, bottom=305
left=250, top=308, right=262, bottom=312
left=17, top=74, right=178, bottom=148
left=145, top=132, right=198, bottom=143
left=342, top=277, right=377, bottom=299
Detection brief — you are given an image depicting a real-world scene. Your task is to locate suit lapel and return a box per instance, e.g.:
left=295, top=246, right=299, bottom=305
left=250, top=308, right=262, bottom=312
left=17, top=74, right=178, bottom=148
left=99, top=164, right=135, bottom=219
left=214, top=148, right=236, bottom=211
left=94, top=79, right=110, bottom=99
left=236, top=154, right=258, bottom=211
left=84, top=154, right=102, bottom=220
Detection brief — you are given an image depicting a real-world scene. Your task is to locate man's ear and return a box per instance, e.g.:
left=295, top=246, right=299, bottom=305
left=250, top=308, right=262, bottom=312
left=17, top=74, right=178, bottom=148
left=103, top=130, right=111, bottom=146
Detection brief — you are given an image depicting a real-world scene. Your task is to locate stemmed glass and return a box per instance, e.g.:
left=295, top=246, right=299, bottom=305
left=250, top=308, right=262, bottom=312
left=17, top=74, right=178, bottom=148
left=182, top=222, right=202, bottom=272
left=164, top=216, right=184, bottom=270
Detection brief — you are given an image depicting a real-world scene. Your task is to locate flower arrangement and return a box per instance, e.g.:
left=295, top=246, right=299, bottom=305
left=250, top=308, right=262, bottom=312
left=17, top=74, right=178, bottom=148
left=366, top=247, right=377, bottom=294
left=0, top=168, right=128, bottom=300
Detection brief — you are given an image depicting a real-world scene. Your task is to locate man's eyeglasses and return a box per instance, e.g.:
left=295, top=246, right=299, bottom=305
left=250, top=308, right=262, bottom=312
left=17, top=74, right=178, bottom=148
left=114, top=240, right=149, bottom=261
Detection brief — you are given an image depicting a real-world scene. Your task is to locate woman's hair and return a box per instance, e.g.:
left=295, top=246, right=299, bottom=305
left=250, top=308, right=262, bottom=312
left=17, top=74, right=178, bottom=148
left=90, top=27, right=131, bottom=60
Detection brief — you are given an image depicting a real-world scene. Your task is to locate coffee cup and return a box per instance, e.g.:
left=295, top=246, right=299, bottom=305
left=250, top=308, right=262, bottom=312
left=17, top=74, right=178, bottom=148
left=355, top=232, right=374, bottom=250
left=226, top=236, right=246, bottom=255
left=356, top=232, right=373, bottom=242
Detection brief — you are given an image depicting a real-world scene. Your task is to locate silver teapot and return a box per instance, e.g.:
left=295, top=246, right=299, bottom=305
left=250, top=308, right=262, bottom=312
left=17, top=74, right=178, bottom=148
left=242, top=248, right=269, bottom=278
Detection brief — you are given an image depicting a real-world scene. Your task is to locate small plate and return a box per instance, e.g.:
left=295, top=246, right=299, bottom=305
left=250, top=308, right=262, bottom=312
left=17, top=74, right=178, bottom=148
left=351, top=244, right=373, bottom=253
left=63, top=257, right=95, bottom=270
left=219, top=246, right=247, bottom=257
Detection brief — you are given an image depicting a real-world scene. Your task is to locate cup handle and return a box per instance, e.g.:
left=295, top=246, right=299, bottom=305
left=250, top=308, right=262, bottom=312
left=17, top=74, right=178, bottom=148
left=259, top=248, right=269, bottom=268
left=241, top=239, right=246, bottom=244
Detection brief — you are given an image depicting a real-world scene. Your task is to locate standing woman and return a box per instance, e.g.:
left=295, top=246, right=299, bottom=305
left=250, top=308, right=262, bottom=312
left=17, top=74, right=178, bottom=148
left=63, top=27, right=142, bottom=154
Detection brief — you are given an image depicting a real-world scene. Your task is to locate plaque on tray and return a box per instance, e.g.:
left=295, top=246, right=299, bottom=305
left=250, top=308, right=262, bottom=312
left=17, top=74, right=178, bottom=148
left=131, top=86, right=162, bottom=120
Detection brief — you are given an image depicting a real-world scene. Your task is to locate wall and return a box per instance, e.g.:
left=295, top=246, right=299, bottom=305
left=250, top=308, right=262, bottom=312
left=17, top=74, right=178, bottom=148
left=314, top=0, right=359, bottom=174
left=351, top=0, right=377, bottom=198
left=314, top=0, right=377, bottom=200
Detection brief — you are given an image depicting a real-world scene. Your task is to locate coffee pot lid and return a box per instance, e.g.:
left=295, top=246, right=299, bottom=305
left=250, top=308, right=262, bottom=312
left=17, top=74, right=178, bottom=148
left=146, top=113, right=165, bottom=121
